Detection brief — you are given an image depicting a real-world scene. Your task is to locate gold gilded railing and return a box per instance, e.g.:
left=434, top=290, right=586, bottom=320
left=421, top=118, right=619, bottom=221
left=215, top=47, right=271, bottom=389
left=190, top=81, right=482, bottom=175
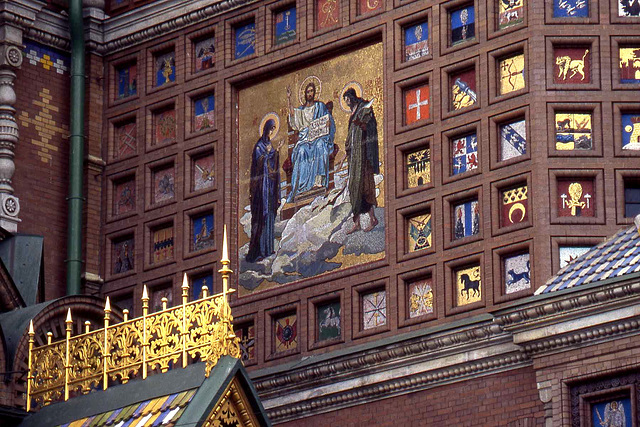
left=26, top=227, right=240, bottom=411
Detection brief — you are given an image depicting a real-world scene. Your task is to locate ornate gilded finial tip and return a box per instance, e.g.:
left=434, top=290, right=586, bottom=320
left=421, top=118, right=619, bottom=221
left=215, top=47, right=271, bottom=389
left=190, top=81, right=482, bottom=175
left=66, top=308, right=72, bottom=323
left=222, top=225, right=229, bottom=263
left=182, top=272, right=189, bottom=289
left=28, top=319, right=34, bottom=335
left=105, top=296, right=111, bottom=312
left=142, top=285, right=149, bottom=300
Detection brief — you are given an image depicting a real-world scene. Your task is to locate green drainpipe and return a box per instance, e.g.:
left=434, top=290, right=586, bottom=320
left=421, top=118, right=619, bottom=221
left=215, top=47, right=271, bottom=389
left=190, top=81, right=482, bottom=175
left=66, top=0, right=85, bottom=295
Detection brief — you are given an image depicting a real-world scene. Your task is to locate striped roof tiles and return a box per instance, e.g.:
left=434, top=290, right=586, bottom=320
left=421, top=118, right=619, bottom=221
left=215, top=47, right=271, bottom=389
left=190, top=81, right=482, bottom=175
left=536, top=224, right=640, bottom=295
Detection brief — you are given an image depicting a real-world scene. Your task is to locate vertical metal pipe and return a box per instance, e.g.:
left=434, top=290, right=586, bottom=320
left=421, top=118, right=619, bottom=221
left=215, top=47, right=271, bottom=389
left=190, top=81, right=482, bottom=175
left=66, top=0, right=86, bottom=295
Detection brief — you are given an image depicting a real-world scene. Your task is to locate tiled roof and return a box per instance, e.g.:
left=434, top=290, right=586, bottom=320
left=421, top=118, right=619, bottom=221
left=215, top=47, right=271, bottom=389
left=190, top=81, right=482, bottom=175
left=58, top=389, right=196, bottom=427
left=535, top=225, right=640, bottom=295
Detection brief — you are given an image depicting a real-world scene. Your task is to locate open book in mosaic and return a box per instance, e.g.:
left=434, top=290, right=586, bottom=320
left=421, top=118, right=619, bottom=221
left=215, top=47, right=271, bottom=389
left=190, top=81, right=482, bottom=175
left=555, top=112, right=592, bottom=150
left=456, top=265, right=481, bottom=306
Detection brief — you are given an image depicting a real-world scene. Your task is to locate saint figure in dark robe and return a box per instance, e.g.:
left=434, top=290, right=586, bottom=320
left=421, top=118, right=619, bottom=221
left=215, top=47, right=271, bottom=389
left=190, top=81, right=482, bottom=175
left=343, top=88, right=380, bottom=234
left=246, top=119, right=283, bottom=262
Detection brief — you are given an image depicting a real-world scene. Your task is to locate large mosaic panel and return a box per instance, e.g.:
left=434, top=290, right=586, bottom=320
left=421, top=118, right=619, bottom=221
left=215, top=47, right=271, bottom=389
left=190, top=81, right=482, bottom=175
left=362, top=290, right=387, bottom=330
left=453, top=199, right=479, bottom=240
left=501, top=185, right=528, bottom=226
left=622, top=113, right=640, bottom=150
left=450, top=69, right=477, bottom=111
left=274, top=313, right=298, bottom=353
left=406, top=147, right=431, bottom=189
left=452, top=133, right=478, bottom=175
left=499, top=0, right=524, bottom=29
left=405, top=84, right=430, bottom=125
left=238, top=43, right=385, bottom=296
left=408, top=278, right=434, bottom=318
left=553, top=47, right=590, bottom=84
left=317, top=300, right=341, bottom=341
left=504, top=253, right=531, bottom=294
left=275, top=7, right=297, bottom=45
left=404, top=22, right=429, bottom=62
left=553, top=0, right=588, bottom=17
left=500, top=118, right=527, bottom=161
left=456, top=265, right=481, bottom=306
left=620, top=47, right=640, bottom=83
left=555, top=112, right=592, bottom=150
left=451, top=5, right=475, bottom=45
left=113, top=237, right=134, bottom=275
left=407, top=212, right=432, bottom=253
left=557, top=179, right=595, bottom=217
left=499, top=53, right=525, bottom=95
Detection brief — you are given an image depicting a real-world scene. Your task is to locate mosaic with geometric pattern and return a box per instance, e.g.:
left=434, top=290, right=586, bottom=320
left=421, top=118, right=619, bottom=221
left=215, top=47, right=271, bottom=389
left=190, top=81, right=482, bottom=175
left=194, top=37, right=215, bottom=72
left=450, top=69, right=477, bottom=111
left=113, top=236, right=134, bottom=275
left=456, top=265, right=481, bottom=306
left=316, top=0, right=339, bottom=31
left=622, top=113, right=640, bottom=150
left=504, top=253, right=531, bottom=294
left=406, top=147, right=431, bottom=188
left=407, top=212, right=432, bottom=253
left=275, top=6, right=297, bottom=45
left=114, top=177, right=135, bottom=216
left=501, top=185, right=528, bottom=226
left=152, top=225, right=174, bottom=264
left=155, top=51, right=175, bottom=87
left=275, top=313, right=298, bottom=353
left=553, top=47, right=590, bottom=84
left=451, top=5, right=475, bottom=45
left=500, top=118, right=527, bottom=161
left=620, top=47, right=640, bottom=83
left=553, top=0, right=588, bottom=17
left=362, top=290, right=387, bottom=330
left=452, top=133, right=478, bottom=175
left=555, top=112, right=592, bottom=150
left=153, top=166, right=175, bottom=204
left=408, top=278, right=434, bottom=318
left=317, top=300, right=341, bottom=341
left=404, top=21, right=429, bottom=62
left=499, top=0, right=524, bottom=29
left=405, top=84, right=430, bottom=125
left=453, top=199, right=479, bottom=240
left=559, top=245, right=592, bottom=268
left=499, top=53, right=525, bottom=95
left=234, top=22, right=255, bottom=59
left=154, top=108, right=176, bottom=146
left=114, top=120, right=137, bottom=159
left=194, top=94, right=215, bottom=132
left=557, top=179, right=594, bottom=217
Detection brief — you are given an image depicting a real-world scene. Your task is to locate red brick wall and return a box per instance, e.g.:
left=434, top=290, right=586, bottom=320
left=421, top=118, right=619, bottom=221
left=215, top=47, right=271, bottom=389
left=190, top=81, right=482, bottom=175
left=277, top=367, right=545, bottom=426
left=14, top=42, right=71, bottom=300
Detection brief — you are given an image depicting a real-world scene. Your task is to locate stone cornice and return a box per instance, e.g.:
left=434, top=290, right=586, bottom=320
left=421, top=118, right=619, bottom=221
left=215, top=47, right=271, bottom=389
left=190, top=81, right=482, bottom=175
left=251, top=319, right=530, bottom=423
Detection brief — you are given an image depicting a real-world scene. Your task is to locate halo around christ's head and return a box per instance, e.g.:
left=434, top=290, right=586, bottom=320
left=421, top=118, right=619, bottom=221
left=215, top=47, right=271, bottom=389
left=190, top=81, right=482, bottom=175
left=259, top=112, right=280, bottom=139
left=298, top=75, right=322, bottom=105
left=339, top=81, right=363, bottom=112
